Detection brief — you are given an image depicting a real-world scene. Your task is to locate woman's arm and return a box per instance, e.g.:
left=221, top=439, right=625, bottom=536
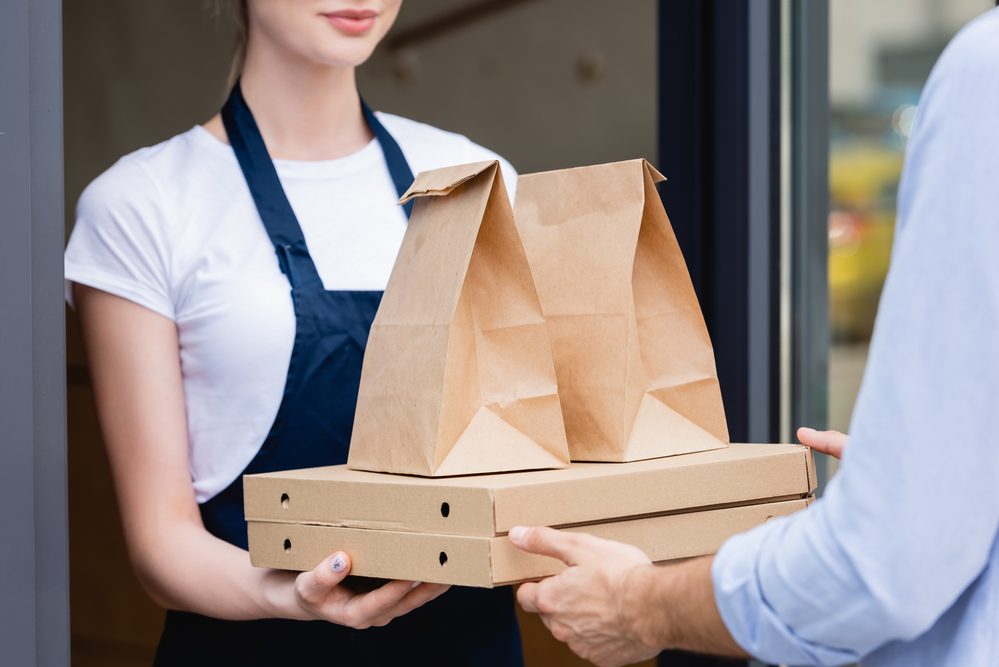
left=75, top=284, right=447, bottom=625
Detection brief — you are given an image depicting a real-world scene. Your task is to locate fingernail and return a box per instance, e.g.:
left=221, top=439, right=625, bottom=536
left=799, top=427, right=815, bottom=434
left=410, top=581, right=421, bottom=589
left=331, top=553, right=346, bottom=573
left=509, top=526, right=528, bottom=543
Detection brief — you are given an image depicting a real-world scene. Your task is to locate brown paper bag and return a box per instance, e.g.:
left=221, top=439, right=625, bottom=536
left=514, top=159, right=729, bottom=462
left=347, top=161, right=570, bottom=477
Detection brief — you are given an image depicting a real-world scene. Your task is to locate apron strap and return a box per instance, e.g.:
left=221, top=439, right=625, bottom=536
left=221, top=81, right=415, bottom=289
left=362, top=100, right=415, bottom=218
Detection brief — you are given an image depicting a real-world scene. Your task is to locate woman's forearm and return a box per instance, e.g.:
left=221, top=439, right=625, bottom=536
left=77, top=286, right=306, bottom=622
left=78, top=286, right=448, bottom=628
left=131, top=518, right=309, bottom=621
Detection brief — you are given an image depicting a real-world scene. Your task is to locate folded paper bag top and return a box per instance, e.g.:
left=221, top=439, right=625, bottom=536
left=347, top=160, right=571, bottom=477
left=514, top=159, right=729, bottom=462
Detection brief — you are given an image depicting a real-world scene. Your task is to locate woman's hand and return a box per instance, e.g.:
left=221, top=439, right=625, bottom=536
left=797, top=427, right=847, bottom=460
left=293, top=551, right=449, bottom=629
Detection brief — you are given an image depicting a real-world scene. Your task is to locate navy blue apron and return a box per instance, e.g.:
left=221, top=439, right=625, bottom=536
left=154, top=82, right=523, bottom=666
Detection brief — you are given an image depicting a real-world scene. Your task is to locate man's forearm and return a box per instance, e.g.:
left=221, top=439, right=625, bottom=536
left=627, top=556, right=748, bottom=658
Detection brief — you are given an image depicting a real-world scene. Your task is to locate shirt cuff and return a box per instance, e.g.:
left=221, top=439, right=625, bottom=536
left=712, top=514, right=861, bottom=667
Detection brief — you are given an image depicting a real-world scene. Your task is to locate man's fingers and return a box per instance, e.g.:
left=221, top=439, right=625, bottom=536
left=797, top=427, right=847, bottom=460
left=546, top=618, right=574, bottom=644
left=517, top=581, right=541, bottom=613
left=296, top=551, right=350, bottom=604
left=508, top=526, right=594, bottom=565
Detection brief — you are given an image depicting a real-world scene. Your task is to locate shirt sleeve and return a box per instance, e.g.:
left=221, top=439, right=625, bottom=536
left=64, top=154, right=176, bottom=319
left=711, top=12, right=999, bottom=666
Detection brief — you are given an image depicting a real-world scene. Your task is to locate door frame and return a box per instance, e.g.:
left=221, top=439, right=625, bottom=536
left=788, top=0, right=832, bottom=487
left=0, top=0, right=70, bottom=664
left=656, top=4, right=829, bottom=665
left=657, top=0, right=829, bottom=454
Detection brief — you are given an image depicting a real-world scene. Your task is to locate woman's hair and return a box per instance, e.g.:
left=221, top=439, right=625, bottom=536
left=211, top=0, right=249, bottom=87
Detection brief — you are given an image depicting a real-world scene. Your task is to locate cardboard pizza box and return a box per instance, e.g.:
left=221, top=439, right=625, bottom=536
left=247, top=497, right=812, bottom=587
left=245, top=444, right=815, bottom=537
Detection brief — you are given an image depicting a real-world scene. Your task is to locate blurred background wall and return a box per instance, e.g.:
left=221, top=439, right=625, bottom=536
left=64, top=2, right=655, bottom=665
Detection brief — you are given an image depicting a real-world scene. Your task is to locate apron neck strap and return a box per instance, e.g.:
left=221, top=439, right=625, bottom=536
left=220, top=81, right=415, bottom=289
left=362, top=99, right=415, bottom=218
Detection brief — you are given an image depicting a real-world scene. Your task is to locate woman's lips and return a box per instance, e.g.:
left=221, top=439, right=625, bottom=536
left=322, top=10, right=378, bottom=35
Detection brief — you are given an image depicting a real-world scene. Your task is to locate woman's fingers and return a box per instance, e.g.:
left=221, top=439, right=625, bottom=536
left=391, top=582, right=450, bottom=616
left=295, top=551, right=351, bottom=607
left=797, top=427, right=847, bottom=460
left=367, top=583, right=451, bottom=627
left=344, top=581, right=428, bottom=624
left=295, top=553, right=450, bottom=629
left=337, top=580, right=450, bottom=628
left=338, top=579, right=421, bottom=626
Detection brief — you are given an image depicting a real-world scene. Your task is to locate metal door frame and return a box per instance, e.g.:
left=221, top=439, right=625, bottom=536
left=657, top=0, right=829, bottom=457
left=0, top=0, right=70, bottom=664
left=656, top=2, right=829, bottom=664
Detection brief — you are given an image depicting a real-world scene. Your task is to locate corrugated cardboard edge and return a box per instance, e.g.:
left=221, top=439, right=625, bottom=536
left=244, top=476, right=497, bottom=535
left=245, top=444, right=815, bottom=536
left=248, top=498, right=811, bottom=587
left=805, top=447, right=817, bottom=493
left=490, top=444, right=813, bottom=532
left=490, top=497, right=809, bottom=585
left=398, top=160, right=498, bottom=204
left=249, top=522, right=495, bottom=587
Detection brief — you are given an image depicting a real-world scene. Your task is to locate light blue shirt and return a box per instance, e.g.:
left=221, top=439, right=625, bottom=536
left=711, top=9, right=999, bottom=666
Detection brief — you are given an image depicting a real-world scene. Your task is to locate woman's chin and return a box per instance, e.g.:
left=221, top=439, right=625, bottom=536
left=303, top=41, right=381, bottom=69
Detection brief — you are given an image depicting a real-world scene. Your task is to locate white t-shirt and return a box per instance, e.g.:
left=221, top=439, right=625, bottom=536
left=65, top=113, right=517, bottom=502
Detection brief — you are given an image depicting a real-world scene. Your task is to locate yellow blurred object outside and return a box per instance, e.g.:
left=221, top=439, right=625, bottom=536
left=828, top=144, right=903, bottom=341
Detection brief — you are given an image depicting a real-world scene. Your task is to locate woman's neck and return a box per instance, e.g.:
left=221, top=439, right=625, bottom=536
left=205, top=35, right=373, bottom=162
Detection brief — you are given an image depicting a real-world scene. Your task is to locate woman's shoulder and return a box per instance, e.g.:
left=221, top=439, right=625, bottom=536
left=70, top=128, right=222, bottom=276
left=374, top=111, right=518, bottom=186
left=67, top=130, right=212, bottom=318
left=78, top=127, right=218, bottom=217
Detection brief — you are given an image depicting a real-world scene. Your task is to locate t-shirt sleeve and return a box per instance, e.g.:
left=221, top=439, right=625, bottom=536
left=64, top=155, right=176, bottom=319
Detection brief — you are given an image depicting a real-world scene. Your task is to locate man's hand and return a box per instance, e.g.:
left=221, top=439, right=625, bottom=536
left=797, top=427, right=847, bottom=460
left=510, top=526, right=661, bottom=667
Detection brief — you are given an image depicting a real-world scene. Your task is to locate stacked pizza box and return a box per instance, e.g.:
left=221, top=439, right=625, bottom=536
left=245, top=444, right=815, bottom=587
left=244, top=159, right=816, bottom=586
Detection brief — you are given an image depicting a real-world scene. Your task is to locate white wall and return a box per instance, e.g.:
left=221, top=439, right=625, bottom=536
left=830, top=0, right=993, bottom=104
left=358, top=0, right=657, bottom=174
